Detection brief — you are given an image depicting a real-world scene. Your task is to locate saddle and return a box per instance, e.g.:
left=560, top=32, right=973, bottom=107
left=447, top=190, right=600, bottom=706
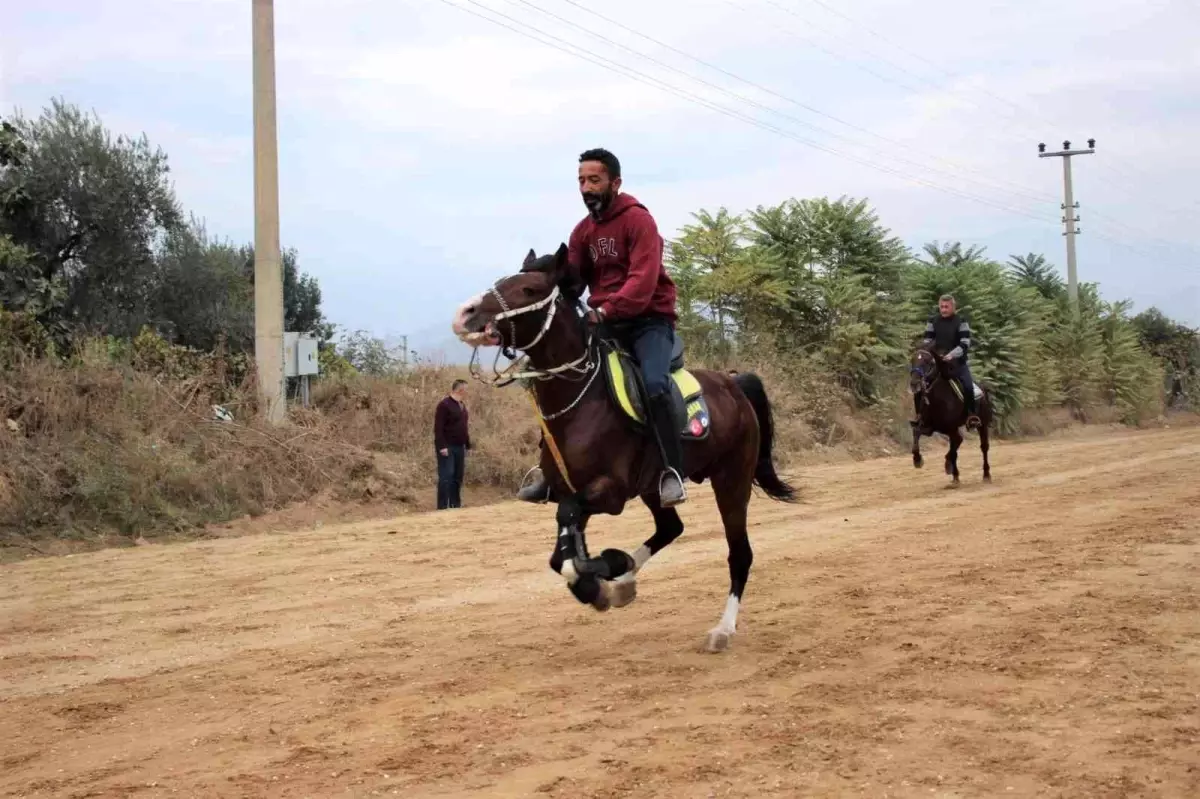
left=599, top=335, right=712, bottom=441
left=948, top=379, right=986, bottom=403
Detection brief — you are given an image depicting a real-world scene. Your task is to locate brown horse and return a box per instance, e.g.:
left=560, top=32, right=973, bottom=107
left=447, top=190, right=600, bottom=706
left=908, top=343, right=993, bottom=484
left=451, top=244, right=797, bottom=652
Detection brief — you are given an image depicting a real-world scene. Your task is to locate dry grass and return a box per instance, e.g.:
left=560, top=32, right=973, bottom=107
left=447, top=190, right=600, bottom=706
left=1, top=347, right=1193, bottom=559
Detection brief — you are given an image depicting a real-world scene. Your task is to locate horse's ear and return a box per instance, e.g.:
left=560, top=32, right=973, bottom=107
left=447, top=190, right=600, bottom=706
left=522, top=248, right=537, bottom=269
left=553, top=242, right=569, bottom=274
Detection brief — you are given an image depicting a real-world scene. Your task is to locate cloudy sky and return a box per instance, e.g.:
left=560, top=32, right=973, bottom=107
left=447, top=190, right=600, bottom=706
left=3, top=0, right=1197, bottom=359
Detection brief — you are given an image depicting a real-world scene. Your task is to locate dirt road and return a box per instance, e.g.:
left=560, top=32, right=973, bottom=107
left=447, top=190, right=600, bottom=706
left=2, top=426, right=1198, bottom=798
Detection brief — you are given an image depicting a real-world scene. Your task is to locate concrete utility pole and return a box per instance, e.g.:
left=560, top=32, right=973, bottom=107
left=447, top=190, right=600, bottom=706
left=1038, top=138, right=1095, bottom=314
left=252, top=0, right=286, bottom=423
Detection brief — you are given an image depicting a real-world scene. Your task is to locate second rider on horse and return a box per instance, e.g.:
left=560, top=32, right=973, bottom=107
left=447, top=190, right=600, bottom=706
left=915, top=294, right=982, bottom=432
left=516, top=148, right=688, bottom=507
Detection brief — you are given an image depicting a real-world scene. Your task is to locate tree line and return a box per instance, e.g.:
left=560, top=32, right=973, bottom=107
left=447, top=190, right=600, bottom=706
left=1, top=99, right=336, bottom=357
left=667, top=198, right=1198, bottom=429
left=3, top=98, right=1197, bottom=425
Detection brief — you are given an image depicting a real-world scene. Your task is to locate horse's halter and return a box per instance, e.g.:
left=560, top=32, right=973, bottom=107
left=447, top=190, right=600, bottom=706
left=467, top=277, right=596, bottom=398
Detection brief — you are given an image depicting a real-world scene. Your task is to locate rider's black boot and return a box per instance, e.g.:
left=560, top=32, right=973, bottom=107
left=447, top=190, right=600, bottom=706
left=963, top=388, right=981, bottom=431
left=649, top=393, right=687, bottom=507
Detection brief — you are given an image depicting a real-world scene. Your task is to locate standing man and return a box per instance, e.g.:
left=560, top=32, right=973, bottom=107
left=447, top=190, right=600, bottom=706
left=434, top=379, right=470, bottom=510
left=917, top=294, right=981, bottom=431
left=517, top=147, right=687, bottom=507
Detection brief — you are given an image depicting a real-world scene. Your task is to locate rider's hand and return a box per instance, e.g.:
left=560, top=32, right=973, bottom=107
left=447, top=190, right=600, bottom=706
left=585, top=308, right=606, bottom=326
left=941, top=353, right=955, bottom=362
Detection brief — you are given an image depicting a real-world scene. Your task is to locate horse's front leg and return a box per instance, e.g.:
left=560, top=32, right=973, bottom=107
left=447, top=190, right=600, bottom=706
left=910, top=420, right=924, bottom=469
left=599, top=496, right=686, bottom=610
left=945, top=429, right=962, bottom=485
left=549, top=486, right=630, bottom=612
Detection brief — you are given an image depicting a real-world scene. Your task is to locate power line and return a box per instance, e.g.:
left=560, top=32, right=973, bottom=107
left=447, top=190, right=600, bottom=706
left=781, top=0, right=1200, bottom=219
left=751, top=0, right=1045, bottom=142
left=433, top=0, right=1197, bottom=270
left=744, top=0, right=1200, bottom=245
left=436, top=0, right=1056, bottom=223
left=796, top=0, right=1056, bottom=128
left=532, top=0, right=1060, bottom=207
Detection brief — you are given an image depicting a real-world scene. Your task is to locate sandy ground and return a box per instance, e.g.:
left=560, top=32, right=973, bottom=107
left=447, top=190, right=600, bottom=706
left=1, top=426, right=1198, bottom=798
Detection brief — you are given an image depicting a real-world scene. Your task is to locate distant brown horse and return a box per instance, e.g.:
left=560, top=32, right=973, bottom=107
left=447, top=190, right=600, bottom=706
left=451, top=244, right=797, bottom=652
left=908, top=343, right=993, bottom=484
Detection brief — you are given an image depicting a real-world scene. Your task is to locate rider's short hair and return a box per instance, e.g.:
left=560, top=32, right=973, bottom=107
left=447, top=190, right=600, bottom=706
left=939, top=294, right=956, bottom=305
left=451, top=379, right=468, bottom=391
left=579, top=148, right=621, bottom=180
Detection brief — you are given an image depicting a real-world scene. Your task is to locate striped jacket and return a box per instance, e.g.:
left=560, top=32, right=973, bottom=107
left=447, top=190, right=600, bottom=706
left=922, top=313, right=972, bottom=363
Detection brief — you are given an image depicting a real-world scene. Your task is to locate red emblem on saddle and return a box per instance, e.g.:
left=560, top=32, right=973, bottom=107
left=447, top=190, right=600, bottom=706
left=689, top=418, right=704, bottom=436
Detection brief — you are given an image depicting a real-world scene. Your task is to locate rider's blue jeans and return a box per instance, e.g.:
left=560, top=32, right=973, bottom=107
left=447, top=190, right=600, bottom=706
left=614, top=315, right=675, bottom=400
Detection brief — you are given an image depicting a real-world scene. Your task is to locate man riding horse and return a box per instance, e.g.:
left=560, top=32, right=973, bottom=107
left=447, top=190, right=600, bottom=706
left=914, top=294, right=981, bottom=433
left=516, top=148, right=687, bottom=507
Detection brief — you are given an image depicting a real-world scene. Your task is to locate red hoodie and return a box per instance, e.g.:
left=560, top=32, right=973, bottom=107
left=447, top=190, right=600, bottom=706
left=566, top=192, right=678, bottom=324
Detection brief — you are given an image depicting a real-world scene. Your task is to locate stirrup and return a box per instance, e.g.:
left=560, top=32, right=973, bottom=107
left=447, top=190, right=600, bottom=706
left=965, top=415, right=982, bottom=431
left=516, top=466, right=549, bottom=504
left=658, top=467, right=688, bottom=507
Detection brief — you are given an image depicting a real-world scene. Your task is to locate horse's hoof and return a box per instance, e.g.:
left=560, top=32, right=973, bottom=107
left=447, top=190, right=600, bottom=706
left=590, top=581, right=612, bottom=613
left=912, top=454, right=923, bottom=469
left=598, top=548, right=636, bottom=580
left=609, top=574, right=638, bottom=608
left=704, top=629, right=733, bottom=653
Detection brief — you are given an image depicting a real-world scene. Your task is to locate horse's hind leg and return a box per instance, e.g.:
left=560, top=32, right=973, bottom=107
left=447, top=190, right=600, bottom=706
left=705, top=467, right=754, bottom=653
left=979, top=416, right=992, bottom=482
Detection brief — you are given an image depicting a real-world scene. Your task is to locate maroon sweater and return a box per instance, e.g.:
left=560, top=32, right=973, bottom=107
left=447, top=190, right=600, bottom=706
left=434, top=396, right=470, bottom=450
left=567, top=192, right=678, bottom=324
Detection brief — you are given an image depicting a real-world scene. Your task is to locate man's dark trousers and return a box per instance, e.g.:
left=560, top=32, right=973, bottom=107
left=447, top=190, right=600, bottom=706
left=436, top=444, right=465, bottom=510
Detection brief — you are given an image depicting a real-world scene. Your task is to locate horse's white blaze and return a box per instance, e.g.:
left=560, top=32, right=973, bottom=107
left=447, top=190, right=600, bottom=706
left=451, top=291, right=487, bottom=340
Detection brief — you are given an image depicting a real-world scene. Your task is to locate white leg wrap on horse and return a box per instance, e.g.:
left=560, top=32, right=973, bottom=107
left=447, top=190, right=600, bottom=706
left=559, top=527, right=578, bottom=585
left=561, top=558, right=579, bottom=586
left=631, top=545, right=651, bottom=572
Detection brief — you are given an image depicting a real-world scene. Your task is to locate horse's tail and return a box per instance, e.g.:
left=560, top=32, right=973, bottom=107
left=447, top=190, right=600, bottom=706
left=733, top=372, right=798, bottom=503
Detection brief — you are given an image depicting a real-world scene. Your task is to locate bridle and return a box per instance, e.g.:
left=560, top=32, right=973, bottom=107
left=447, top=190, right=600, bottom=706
left=467, top=276, right=601, bottom=421
left=909, top=351, right=941, bottom=398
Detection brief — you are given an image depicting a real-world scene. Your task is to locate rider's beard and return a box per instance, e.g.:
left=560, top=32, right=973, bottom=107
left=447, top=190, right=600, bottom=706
left=582, top=188, right=613, bottom=218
